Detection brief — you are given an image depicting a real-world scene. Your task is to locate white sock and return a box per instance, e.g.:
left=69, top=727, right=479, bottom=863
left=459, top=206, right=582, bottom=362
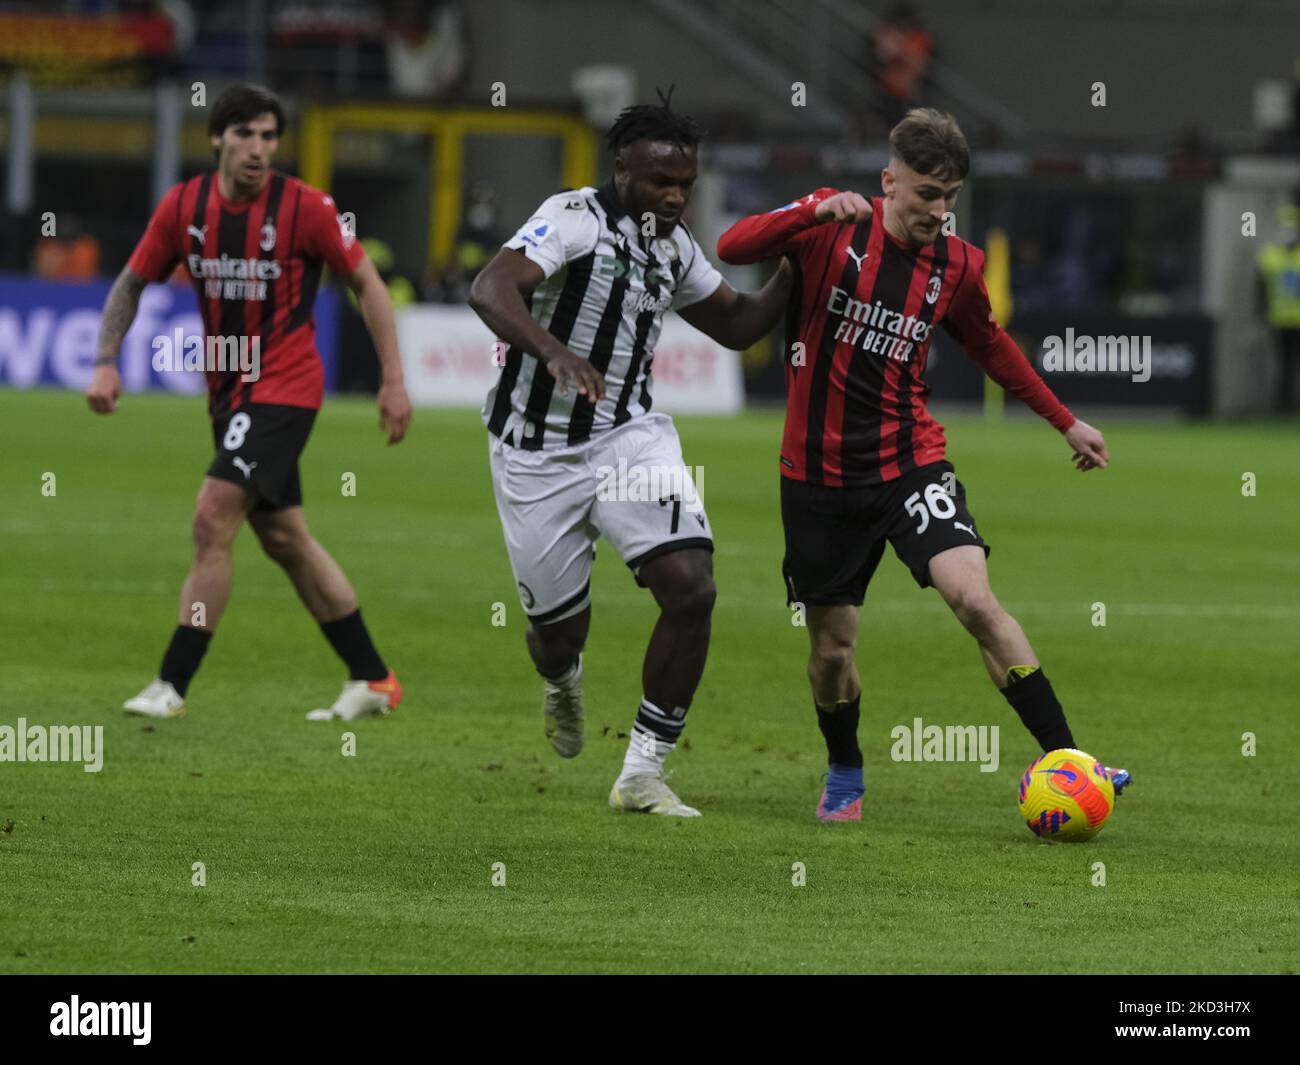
left=620, top=728, right=673, bottom=779
left=619, top=697, right=685, bottom=779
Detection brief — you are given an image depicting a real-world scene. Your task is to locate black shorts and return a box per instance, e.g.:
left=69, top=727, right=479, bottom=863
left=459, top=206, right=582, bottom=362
left=207, top=403, right=317, bottom=511
left=781, top=460, right=991, bottom=607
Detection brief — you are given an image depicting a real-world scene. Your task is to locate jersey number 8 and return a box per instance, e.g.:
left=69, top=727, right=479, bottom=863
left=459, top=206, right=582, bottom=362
left=223, top=412, right=252, bottom=451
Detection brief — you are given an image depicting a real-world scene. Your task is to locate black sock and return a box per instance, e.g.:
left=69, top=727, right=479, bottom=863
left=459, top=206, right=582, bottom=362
left=159, top=625, right=213, bottom=698
left=815, top=694, right=863, bottom=768
left=634, top=696, right=688, bottom=749
left=1002, top=667, right=1075, bottom=751
left=320, top=608, right=388, bottom=682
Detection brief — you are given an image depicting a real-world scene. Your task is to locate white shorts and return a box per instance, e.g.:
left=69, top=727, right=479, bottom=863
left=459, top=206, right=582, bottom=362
left=488, top=412, right=714, bottom=623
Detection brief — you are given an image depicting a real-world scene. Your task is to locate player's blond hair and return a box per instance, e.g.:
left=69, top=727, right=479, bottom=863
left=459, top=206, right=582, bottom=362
left=888, top=108, right=970, bottom=182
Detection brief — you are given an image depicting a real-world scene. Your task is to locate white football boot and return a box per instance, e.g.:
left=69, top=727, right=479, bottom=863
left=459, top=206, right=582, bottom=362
left=609, top=771, right=701, bottom=817
left=306, top=671, right=402, bottom=721
left=542, top=655, right=585, bottom=757
left=123, top=678, right=186, bottom=718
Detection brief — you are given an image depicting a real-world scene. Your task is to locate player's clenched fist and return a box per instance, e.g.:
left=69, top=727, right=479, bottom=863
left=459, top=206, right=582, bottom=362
left=86, top=364, right=122, bottom=414
left=814, top=191, right=873, bottom=224
left=546, top=349, right=606, bottom=401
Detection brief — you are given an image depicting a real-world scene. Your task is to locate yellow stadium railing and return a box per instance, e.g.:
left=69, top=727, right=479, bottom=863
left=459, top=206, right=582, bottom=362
left=299, top=104, right=597, bottom=269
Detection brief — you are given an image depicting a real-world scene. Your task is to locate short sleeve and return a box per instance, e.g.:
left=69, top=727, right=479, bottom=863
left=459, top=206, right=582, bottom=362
left=503, top=193, right=599, bottom=279
left=669, top=225, right=723, bottom=310
left=298, top=188, right=366, bottom=277
left=126, top=183, right=184, bottom=283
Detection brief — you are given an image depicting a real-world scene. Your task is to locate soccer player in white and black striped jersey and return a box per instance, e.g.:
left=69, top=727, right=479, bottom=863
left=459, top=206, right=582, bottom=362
left=470, top=92, right=790, bottom=816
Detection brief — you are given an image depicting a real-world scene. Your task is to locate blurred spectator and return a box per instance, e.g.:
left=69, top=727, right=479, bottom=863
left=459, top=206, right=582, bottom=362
left=33, top=216, right=101, bottom=280
left=339, top=236, right=415, bottom=391
left=866, top=4, right=934, bottom=133
left=424, top=258, right=470, bottom=304
left=455, top=183, right=502, bottom=274
left=423, top=182, right=501, bottom=303
left=270, top=1, right=387, bottom=93
left=349, top=237, right=416, bottom=309
left=159, top=0, right=197, bottom=61
left=1256, top=204, right=1300, bottom=413
left=384, top=0, right=466, bottom=99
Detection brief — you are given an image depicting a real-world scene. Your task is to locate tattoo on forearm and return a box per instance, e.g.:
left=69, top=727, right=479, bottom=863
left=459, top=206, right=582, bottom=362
left=96, top=270, right=146, bottom=360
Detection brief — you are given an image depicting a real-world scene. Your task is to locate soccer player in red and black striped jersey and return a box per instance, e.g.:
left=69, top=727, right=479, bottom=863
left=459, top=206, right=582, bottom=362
left=718, top=108, right=1130, bottom=821
left=86, top=84, right=411, bottom=722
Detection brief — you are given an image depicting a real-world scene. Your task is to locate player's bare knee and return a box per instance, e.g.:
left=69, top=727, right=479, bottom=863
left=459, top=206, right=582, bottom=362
left=191, top=504, right=234, bottom=555
left=524, top=623, right=549, bottom=656
left=809, top=620, right=856, bottom=684
left=810, top=637, right=855, bottom=679
left=527, top=622, right=582, bottom=668
left=674, top=573, right=716, bottom=619
left=951, top=591, right=1002, bottom=636
left=649, top=557, right=715, bottom=620
left=257, top=525, right=303, bottom=567
left=528, top=618, right=580, bottom=654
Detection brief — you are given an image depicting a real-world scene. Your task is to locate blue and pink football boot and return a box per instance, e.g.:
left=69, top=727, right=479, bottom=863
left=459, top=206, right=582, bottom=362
left=816, top=763, right=865, bottom=822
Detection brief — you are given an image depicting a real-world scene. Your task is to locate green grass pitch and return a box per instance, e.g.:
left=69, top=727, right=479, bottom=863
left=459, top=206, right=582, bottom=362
left=1, top=388, right=1296, bottom=973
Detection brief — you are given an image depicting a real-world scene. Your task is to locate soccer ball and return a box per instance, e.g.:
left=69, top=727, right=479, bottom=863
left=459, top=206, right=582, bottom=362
left=1017, top=748, right=1116, bottom=841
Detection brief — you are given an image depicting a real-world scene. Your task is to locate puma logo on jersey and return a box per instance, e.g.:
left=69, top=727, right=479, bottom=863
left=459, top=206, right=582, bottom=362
left=187, top=224, right=208, bottom=245
left=232, top=456, right=258, bottom=480
left=845, top=247, right=869, bottom=270
left=954, top=520, right=977, bottom=539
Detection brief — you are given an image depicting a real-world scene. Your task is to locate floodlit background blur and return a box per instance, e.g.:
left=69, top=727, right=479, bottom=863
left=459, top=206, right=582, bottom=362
left=2, top=0, right=1300, bottom=416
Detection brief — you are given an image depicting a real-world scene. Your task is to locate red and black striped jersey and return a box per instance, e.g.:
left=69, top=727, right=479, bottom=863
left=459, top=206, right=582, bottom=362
left=127, top=170, right=364, bottom=418
left=718, top=189, right=1075, bottom=486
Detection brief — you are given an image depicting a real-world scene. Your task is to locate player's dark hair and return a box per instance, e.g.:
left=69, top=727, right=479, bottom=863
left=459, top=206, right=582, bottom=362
left=889, top=107, right=970, bottom=181
left=605, top=86, right=705, bottom=155
left=208, top=84, right=285, bottom=156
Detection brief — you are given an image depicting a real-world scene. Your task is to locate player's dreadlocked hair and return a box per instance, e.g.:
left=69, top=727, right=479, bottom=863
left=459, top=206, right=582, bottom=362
left=605, top=86, right=705, bottom=154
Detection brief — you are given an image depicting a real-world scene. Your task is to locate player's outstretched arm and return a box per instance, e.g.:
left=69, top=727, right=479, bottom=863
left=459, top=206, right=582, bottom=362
left=86, top=266, right=147, bottom=414
left=965, top=332, right=1109, bottom=472
left=945, top=245, right=1107, bottom=472
left=677, top=262, right=793, bottom=351
left=716, top=188, right=869, bottom=264
left=346, top=255, right=411, bottom=444
left=469, top=249, right=605, bottom=400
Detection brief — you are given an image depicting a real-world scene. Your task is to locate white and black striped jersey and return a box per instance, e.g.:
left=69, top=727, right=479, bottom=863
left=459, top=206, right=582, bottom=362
left=482, top=181, right=723, bottom=450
